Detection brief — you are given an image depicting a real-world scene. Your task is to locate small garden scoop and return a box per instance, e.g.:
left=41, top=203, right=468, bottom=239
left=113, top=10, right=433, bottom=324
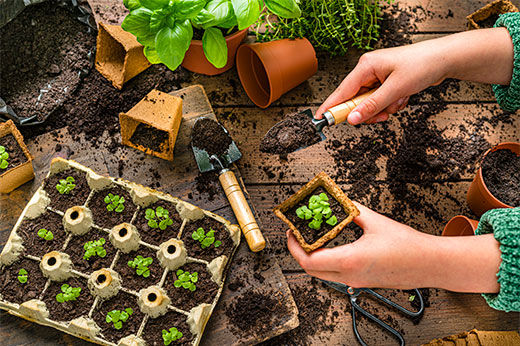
left=191, top=119, right=266, bottom=252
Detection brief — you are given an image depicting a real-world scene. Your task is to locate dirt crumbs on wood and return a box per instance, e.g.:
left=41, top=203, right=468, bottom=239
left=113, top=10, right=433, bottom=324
left=260, top=112, right=322, bottom=154
left=130, top=123, right=169, bottom=152
left=192, top=118, right=232, bottom=156
left=482, top=149, right=520, bottom=207
left=0, top=134, right=27, bottom=170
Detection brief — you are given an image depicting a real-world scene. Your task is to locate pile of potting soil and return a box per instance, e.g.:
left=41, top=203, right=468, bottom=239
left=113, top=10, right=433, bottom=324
left=481, top=149, right=520, bottom=207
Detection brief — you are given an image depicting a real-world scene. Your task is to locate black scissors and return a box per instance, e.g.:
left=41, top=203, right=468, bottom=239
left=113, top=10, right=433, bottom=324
left=321, top=280, right=425, bottom=346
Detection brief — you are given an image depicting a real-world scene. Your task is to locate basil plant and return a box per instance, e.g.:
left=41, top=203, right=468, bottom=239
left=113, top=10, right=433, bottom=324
left=122, top=0, right=301, bottom=71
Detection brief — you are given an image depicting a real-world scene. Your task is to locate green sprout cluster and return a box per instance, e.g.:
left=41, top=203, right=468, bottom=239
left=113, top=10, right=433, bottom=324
left=127, top=255, right=153, bottom=278
left=56, top=284, right=81, bottom=303
left=174, top=269, right=198, bottom=292
left=56, top=176, right=76, bottom=194
left=192, top=227, right=222, bottom=249
left=106, top=308, right=133, bottom=330
left=104, top=193, right=125, bottom=212
left=296, top=192, right=338, bottom=230
left=162, top=327, right=183, bottom=345
left=145, top=207, right=173, bottom=230
left=37, top=228, right=54, bottom=241
left=83, top=238, right=107, bottom=260
left=0, top=146, right=9, bottom=170
left=18, top=268, right=28, bottom=284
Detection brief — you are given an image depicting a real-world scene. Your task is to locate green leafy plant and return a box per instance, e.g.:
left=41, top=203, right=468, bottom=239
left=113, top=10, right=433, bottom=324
left=83, top=238, right=107, bottom=260
left=106, top=308, right=133, bottom=329
left=104, top=193, right=125, bottom=212
left=127, top=255, right=153, bottom=277
left=0, top=146, right=9, bottom=170
left=162, top=327, right=183, bottom=345
left=56, top=176, right=76, bottom=194
left=192, top=227, right=222, bottom=249
left=145, top=207, right=174, bottom=230
left=56, top=284, right=81, bottom=303
left=174, top=269, right=198, bottom=292
left=296, top=192, right=338, bottom=230
left=37, top=228, right=54, bottom=241
left=122, top=0, right=301, bottom=71
left=18, top=268, right=28, bottom=284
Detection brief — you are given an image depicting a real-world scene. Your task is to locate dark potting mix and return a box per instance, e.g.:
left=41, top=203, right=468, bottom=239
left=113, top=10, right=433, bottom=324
left=481, top=149, right=520, bottom=207
left=0, top=134, right=27, bottom=171
left=191, top=118, right=233, bottom=156
left=129, top=123, right=170, bottom=153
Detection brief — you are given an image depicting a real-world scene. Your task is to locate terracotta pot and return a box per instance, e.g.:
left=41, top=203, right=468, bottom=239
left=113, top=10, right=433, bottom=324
left=466, top=142, right=520, bottom=216
left=236, top=38, right=318, bottom=108
left=181, top=29, right=248, bottom=75
left=442, top=215, right=479, bottom=237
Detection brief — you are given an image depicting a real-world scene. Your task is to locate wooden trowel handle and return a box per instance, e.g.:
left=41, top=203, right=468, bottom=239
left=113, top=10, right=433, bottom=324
left=327, top=89, right=376, bottom=125
left=219, top=170, right=266, bottom=252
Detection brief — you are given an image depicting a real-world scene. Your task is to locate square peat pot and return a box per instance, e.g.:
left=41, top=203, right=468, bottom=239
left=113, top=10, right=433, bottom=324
left=119, top=89, right=183, bottom=161
left=0, top=120, right=34, bottom=193
left=467, top=0, right=519, bottom=29
left=274, top=172, right=359, bottom=252
left=95, top=23, right=151, bottom=90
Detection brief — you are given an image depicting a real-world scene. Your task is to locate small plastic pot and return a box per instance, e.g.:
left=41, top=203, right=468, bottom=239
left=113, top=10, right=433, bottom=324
left=236, top=38, right=318, bottom=108
left=442, top=215, right=479, bottom=237
left=466, top=142, right=520, bottom=216
left=181, top=29, right=248, bottom=76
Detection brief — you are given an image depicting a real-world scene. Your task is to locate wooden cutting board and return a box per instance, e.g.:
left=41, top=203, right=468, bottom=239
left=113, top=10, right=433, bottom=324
left=0, top=85, right=299, bottom=345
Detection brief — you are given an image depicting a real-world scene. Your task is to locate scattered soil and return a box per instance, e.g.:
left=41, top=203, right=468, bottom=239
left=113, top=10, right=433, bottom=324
left=41, top=276, right=94, bottom=322
left=142, top=310, right=194, bottom=346
left=260, top=111, right=322, bottom=154
left=0, top=257, right=47, bottom=305
left=0, top=1, right=95, bottom=122
left=87, top=186, right=137, bottom=229
left=180, top=216, right=234, bottom=261
left=0, top=134, right=27, bottom=171
left=481, top=149, right=520, bottom=207
left=194, top=171, right=222, bottom=201
left=129, top=123, right=169, bottom=153
left=114, top=246, right=163, bottom=292
left=164, top=262, right=219, bottom=311
left=65, top=227, right=116, bottom=274
left=133, top=199, right=183, bottom=246
left=42, top=168, right=91, bottom=212
left=92, top=291, right=144, bottom=344
left=191, top=118, right=232, bottom=157
left=16, top=211, right=68, bottom=257
left=285, top=187, right=348, bottom=245
left=476, top=13, right=500, bottom=28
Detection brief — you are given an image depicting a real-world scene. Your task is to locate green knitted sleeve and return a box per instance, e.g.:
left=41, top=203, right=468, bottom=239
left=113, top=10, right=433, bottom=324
left=475, top=207, right=520, bottom=312
left=492, top=13, right=520, bottom=112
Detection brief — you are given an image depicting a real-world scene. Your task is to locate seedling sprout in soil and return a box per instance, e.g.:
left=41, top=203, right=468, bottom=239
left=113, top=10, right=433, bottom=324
left=162, top=327, right=183, bottom=345
left=106, top=308, right=134, bottom=330
left=104, top=193, right=125, bottom=212
left=174, top=269, right=198, bottom=292
left=296, top=192, right=338, bottom=230
left=83, top=238, right=107, bottom=260
left=17, top=269, right=28, bottom=284
left=56, top=176, right=76, bottom=194
left=127, top=255, right=153, bottom=278
left=0, top=146, right=9, bottom=169
left=56, top=284, right=81, bottom=303
left=37, top=228, right=54, bottom=241
left=145, top=206, right=174, bottom=230
left=192, top=227, right=222, bottom=249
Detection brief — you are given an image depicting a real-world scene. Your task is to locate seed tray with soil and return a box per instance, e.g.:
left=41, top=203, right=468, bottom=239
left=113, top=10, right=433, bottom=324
left=481, top=148, right=520, bottom=207
left=0, top=158, right=240, bottom=346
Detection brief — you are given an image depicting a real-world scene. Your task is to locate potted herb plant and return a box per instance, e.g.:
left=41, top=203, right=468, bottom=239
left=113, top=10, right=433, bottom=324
left=121, top=0, right=301, bottom=75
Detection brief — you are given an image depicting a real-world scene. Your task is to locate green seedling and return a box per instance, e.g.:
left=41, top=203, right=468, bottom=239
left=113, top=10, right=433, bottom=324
left=127, top=255, right=153, bottom=278
left=106, top=308, right=133, bottom=330
left=83, top=238, right=107, bottom=260
left=56, top=284, right=81, bottom=303
left=37, top=228, right=54, bottom=241
left=104, top=193, right=125, bottom=212
left=0, top=146, right=9, bottom=170
left=409, top=295, right=416, bottom=302
left=162, top=327, right=183, bottom=345
left=192, top=227, right=222, bottom=249
left=174, top=269, right=198, bottom=292
left=296, top=192, right=338, bottom=230
left=56, top=176, right=76, bottom=194
left=145, top=207, right=174, bottom=230
left=18, top=268, right=28, bottom=284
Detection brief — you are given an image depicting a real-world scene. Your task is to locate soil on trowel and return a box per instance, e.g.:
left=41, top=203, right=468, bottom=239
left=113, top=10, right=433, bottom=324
left=130, top=123, right=169, bottom=153
left=260, top=112, right=322, bottom=154
left=0, top=134, right=27, bottom=170
left=482, top=149, right=520, bottom=207
left=191, top=118, right=232, bottom=156
left=0, top=1, right=95, bottom=122
left=476, top=13, right=500, bottom=28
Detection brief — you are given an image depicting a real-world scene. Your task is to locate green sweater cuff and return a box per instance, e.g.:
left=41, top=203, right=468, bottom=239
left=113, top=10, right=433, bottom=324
left=475, top=207, right=520, bottom=312
left=492, top=12, right=520, bottom=112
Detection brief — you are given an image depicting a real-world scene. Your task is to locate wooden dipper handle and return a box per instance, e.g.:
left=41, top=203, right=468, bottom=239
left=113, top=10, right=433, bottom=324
left=327, top=89, right=376, bottom=125
left=219, top=170, right=266, bottom=252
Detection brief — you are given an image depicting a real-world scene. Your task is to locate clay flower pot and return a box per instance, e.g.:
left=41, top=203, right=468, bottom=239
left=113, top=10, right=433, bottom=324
left=0, top=120, right=34, bottom=193
left=442, top=215, right=479, bottom=237
left=236, top=38, right=318, bottom=108
left=181, top=29, right=248, bottom=76
left=95, top=23, right=151, bottom=89
left=466, top=0, right=519, bottom=29
left=466, top=142, right=520, bottom=216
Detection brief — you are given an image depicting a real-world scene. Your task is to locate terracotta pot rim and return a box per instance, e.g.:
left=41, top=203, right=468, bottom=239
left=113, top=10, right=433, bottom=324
left=442, top=215, right=479, bottom=237
left=189, top=28, right=249, bottom=47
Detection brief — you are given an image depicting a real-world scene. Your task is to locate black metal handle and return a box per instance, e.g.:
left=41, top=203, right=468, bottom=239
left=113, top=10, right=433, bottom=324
left=362, top=288, right=425, bottom=318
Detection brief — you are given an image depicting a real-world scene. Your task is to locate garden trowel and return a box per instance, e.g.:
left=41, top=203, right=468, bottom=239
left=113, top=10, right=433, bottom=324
left=191, top=118, right=266, bottom=252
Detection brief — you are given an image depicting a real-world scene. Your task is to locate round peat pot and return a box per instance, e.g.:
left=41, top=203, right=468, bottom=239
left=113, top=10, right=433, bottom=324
left=236, top=38, right=318, bottom=108
left=442, top=215, right=479, bottom=237
left=181, top=29, right=248, bottom=76
left=467, top=142, right=520, bottom=216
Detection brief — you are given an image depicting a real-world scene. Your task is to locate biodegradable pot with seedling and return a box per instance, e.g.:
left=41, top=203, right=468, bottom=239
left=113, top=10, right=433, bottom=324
left=0, top=120, right=34, bottom=193
left=467, top=0, right=519, bottom=29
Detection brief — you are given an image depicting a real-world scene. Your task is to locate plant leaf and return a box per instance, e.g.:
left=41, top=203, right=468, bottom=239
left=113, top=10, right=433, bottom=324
left=326, top=215, right=338, bottom=226
left=122, top=8, right=154, bottom=38
left=175, top=0, right=206, bottom=20
left=123, top=0, right=141, bottom=10
left=140, top=0, right=169, bottom=10
left=264, top=0, right=301, bottom=18
left=231, top=0, right=260, bottom=30
left=0, top=160, right=8, bottom=169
